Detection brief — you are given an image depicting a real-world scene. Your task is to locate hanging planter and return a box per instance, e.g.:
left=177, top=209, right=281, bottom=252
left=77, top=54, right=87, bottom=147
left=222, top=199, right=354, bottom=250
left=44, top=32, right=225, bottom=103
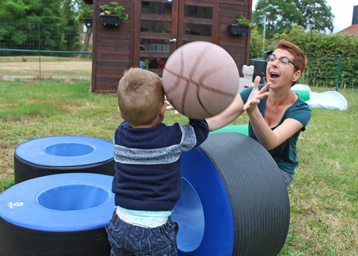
left=99, top=2, right=129, bottom=26
left=99, top=14, right=121, bottom=26
left=229, top=15, right=252, bottom=36
left=83, top=18, right=93, bottom=27
left=228, top=24, right=250, bottom=36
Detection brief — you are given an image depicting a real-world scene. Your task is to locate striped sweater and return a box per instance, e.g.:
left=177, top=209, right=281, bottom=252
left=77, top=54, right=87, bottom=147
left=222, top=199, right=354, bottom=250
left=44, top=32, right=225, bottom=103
left=112, top=119, right=209, bottom=211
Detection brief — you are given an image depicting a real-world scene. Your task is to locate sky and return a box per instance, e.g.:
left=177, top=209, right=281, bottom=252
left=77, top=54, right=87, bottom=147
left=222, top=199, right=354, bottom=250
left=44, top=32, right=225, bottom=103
left=251, top=0, right=357, bottom=33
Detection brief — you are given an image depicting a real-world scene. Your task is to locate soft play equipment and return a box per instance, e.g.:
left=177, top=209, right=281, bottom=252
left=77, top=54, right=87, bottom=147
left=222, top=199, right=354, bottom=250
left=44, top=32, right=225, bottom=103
left=173, top=133, right=290, bottom=255
left=292, top=89, right=310, bottom=101
left=2, top=133, right=289, bottom=255
left=210, top=124, right=249, bottom=136
left=0, top=173, right=113, bottom=255
left=14, top=136, right=114, bottom=184
left=163, top=41, right=240, bottom=119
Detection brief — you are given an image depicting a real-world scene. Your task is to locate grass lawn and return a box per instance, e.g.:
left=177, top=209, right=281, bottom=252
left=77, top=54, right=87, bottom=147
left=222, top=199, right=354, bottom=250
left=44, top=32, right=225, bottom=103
left=0, top=79, right=357, bottom=255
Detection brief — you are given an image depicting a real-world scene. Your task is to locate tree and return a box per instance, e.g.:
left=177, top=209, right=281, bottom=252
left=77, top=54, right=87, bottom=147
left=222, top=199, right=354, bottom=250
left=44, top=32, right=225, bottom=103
left=252, top=0, right=334, bottom=38
left=249, top=27, right=264, bottom=59
left=72, top=0, right=93, bottom=57
left=0, top=0, right=66, bottom=51
left=0, top=0, right=88, bottom=53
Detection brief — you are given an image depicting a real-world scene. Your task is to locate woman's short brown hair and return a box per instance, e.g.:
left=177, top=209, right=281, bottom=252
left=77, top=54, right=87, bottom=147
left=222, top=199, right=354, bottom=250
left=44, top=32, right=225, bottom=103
left=277, top=39, right=307, bottom=73
left=117, top=68, right=164, bottom=126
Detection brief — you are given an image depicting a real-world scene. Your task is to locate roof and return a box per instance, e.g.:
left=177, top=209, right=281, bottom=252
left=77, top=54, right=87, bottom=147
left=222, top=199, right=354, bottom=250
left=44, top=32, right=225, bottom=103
left=338, top=24, right=358, bottom=35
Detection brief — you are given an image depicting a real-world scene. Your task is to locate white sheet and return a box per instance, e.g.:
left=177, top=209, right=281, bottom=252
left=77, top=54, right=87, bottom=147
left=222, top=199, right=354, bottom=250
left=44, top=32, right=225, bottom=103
left=291, top=84, right=348, bottom=111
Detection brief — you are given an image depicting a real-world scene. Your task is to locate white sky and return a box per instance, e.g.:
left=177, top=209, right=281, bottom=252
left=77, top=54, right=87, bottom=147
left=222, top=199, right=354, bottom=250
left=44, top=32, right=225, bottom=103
left=251, top=0, right=357, bottom=33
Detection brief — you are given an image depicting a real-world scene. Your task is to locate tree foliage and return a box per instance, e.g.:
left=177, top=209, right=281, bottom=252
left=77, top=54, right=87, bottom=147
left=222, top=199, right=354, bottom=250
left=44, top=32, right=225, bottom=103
left=273, top=26, right=358, bottom=59
left=0, top=0, right=83, bottom=53
left=249, top=27, right=264, bottom=59
left=252, top=0, right=334, bottom=38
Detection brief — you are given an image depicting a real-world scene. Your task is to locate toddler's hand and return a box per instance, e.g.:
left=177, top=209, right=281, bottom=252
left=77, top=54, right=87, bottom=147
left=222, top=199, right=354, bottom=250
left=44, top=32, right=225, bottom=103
left=165, top=96, right=179, bottom=115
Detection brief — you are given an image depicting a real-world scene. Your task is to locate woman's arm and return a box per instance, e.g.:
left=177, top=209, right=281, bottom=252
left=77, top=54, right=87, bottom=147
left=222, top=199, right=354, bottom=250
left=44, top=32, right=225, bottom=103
left=243, top=77, right=304, bottom=150
left=205, top=93, right=245, bottom=131
left=247, top=107, right=303, bottom=150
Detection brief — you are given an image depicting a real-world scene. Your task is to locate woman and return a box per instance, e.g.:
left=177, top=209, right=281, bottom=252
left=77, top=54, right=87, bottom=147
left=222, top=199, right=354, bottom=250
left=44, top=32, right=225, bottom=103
left=206, top=39, right=311, bottom=187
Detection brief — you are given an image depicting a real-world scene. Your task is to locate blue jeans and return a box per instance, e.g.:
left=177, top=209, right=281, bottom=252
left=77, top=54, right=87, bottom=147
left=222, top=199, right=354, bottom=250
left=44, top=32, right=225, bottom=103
left=280, top=169, right=294, bottom=187
left=106, top=211, right=178, bottom=256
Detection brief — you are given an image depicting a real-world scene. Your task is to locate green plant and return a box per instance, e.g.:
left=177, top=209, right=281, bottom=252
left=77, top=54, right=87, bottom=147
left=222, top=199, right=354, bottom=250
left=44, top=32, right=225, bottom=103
left=99, top=2, right=128, bottom=20
left=236, top=15, right=252, bottom=27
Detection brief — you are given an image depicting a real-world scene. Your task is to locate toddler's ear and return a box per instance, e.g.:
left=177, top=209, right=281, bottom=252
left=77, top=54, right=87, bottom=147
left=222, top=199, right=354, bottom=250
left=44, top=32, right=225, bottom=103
left=159, top=101, right=167, bottom=116
left=118, top=106, right=126, bottom=119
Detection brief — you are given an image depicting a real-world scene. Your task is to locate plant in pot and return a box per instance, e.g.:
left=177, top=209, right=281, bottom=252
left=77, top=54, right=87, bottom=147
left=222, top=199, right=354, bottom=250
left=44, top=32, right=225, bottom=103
left=99, top=2, right=129, bottom=26
left=82, top=10, right=93, bottom=28
left=228, top=15, right=253, bottom=36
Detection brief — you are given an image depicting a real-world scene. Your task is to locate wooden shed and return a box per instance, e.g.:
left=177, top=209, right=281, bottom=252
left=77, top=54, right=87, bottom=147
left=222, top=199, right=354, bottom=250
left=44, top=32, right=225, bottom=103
left=89, top=0, right=252, bottom=93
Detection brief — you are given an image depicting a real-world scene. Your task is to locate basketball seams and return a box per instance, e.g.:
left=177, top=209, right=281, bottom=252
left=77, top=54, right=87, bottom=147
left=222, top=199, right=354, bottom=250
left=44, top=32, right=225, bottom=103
left=198, top=64, right=238, bottom=97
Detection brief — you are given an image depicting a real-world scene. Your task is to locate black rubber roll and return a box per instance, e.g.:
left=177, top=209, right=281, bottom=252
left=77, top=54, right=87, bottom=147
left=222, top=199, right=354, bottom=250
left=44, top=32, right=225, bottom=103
left=0, top=173, right=114, bottom=256
left=14, top=136, right=115, bottom=184
left=14, top=154, right=115, bottom=184
left=199, top=133, right=290, bottom=256
left=0, top=217, right=110, bottom=256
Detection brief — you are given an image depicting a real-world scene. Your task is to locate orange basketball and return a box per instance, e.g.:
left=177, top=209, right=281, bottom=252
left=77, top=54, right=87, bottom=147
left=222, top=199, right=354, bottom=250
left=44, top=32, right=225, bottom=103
left=162, top=41, right=240, bottom=120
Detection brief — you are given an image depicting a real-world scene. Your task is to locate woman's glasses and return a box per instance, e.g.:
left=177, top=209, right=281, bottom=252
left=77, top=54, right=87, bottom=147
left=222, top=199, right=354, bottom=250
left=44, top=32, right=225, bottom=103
left=267, top=54, right=299, bottom=70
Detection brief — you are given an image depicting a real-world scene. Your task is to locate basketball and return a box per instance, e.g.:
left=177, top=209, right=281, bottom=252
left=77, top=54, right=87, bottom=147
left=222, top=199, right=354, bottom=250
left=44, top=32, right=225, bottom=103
left=162, top=41, right=240, bottom=119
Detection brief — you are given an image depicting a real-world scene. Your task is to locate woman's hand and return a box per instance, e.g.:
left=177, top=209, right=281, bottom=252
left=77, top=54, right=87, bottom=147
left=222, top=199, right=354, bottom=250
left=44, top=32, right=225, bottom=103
left=243, top=76, right=270, bottom=112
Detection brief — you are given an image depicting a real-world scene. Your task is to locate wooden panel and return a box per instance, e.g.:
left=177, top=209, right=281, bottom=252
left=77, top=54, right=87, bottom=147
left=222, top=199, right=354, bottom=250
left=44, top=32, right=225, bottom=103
left=221, top=14, right=247, bottom=24
left=97, top=38, right=130, bottom=46
left=140, top=0, right=169, bottom=3
left=96, top=29, right=131, bottom=39
left=184, top=17, right=213, bottom=25
left=92, top=0, right=132, bottom=93
left=220, top=0, right=246, bottom=6
left=182, top=35, right=212, bottom=42
left=220, top=9, right=248, bottom=19
left=132, top=0, right=141, bottom=69
left=91, top=0, right=98, bottom=92
left=97, top=69, right=124, bottom=76
left=220, top=38, right=247, bottom=46
left=217, top=1, right=251, bottom=68
left=96, top=77, right=122, bottom=84
left=96, top=76, right=123, bottom=88
left=185, top=0, right=215, bottom=7
left=96, top=43, right=130, bottom=54
left=96, top=53, right=130, bottom=62
left=96, top=61, right=131, bottom=70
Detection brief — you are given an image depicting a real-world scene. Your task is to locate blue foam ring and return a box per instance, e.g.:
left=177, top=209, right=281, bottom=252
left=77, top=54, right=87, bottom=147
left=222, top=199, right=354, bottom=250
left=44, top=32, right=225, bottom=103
left=0, top=173, right=115, bottom=232
left=172, top=147, right=235, bottom=255
left=15, top=136, right=113, bottom=167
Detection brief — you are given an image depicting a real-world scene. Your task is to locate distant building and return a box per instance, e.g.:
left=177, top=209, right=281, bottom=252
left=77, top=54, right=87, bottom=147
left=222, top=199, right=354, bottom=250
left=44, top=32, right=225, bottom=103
left=338, top=5, right=358, bottom=35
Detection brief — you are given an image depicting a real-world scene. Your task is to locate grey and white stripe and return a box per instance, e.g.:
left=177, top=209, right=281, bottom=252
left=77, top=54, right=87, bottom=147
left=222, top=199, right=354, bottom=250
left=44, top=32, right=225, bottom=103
left=114, top=124, right=197, bottom=165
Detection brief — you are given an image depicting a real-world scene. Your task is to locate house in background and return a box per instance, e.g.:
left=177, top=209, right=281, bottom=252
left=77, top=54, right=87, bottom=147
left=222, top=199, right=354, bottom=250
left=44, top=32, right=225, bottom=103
left=338, top=5, right=358, bottom=35
left=85, top=0, right=252, bottom=93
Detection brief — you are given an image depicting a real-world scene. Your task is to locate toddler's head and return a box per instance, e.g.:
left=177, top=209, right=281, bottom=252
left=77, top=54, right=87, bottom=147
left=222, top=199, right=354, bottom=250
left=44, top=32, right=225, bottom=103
left=117, top=68, right=164, bottom=126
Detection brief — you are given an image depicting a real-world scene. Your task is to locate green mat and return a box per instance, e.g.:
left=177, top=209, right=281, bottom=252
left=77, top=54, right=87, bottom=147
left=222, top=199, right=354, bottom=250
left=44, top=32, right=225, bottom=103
left=292, top=90, right=310, bottom=101
left=210, top=124, right=249, bottom=136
